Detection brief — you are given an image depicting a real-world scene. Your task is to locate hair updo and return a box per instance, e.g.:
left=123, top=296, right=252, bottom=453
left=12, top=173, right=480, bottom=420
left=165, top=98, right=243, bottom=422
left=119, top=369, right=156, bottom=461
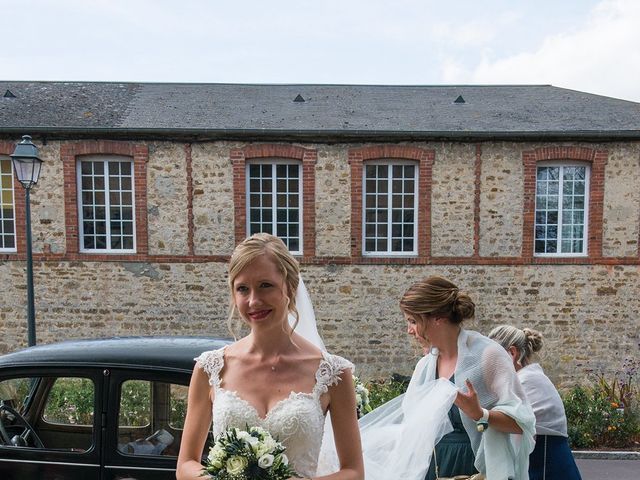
left=488, top=325, right=544, bottom=366
left=399, top=276, right=475, bottom=325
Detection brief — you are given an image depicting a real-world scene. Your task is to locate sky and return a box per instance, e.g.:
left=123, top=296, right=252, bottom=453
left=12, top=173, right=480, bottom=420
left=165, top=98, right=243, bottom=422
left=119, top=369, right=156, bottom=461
left=2, top=0, right=640, bottom=102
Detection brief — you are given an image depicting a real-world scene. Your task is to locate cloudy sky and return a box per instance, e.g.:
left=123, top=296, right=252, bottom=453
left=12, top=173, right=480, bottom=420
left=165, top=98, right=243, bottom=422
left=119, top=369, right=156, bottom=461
left=3, top=0, right=639, bottom=102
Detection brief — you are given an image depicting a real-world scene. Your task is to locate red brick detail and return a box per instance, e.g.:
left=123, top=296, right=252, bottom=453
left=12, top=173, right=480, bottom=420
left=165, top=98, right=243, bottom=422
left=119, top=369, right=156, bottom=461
left=185, top=143, right=195, bottom=256
left=60, top=141, right=149, bottom=256
left=348, top=145, right=435, bottom=260
left=0, top=141, right=26, bottom=255
left=230, top=144, right=317, bottom=258
left=522, top=147, right=607, bottom=260
left=2, top=251, right=639, bottom=266
left=473, top=144, right=482, bottom=257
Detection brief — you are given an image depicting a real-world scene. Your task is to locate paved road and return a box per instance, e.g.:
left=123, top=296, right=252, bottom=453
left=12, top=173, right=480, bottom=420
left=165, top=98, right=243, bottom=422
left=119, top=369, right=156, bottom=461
left=576, top=458, right=640, bottom=479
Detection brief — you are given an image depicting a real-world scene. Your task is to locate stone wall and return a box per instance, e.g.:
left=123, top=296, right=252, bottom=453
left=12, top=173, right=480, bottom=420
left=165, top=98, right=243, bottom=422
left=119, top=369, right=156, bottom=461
left=1, top=138, right=639, bottom=388
left=1, top=260, right=638, bottom=388
left=431, top=143, right=476, bottom=257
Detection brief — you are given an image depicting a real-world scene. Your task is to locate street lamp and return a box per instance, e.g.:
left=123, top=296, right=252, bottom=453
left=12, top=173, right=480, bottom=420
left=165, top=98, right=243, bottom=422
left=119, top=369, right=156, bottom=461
left=10, top=135, right=43, bottom=347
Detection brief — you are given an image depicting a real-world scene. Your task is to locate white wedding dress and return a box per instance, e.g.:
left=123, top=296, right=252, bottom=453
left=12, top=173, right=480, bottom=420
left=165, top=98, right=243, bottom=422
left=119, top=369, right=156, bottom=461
left=195, top=346, right=354, bottom=478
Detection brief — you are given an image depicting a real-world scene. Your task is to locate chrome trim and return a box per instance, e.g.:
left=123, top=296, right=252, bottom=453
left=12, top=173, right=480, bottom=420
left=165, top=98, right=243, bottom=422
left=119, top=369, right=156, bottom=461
left=0, top=457, right=99, bottom=467
left=105, top=464, right=176, bottom=472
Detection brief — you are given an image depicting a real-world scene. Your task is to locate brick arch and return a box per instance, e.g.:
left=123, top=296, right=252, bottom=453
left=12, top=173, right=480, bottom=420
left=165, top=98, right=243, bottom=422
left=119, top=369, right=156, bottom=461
left=348, top=145, right=435, bottom=261
left=60, top=141, right=149, bottom=256
left=522, top=146, right=608, bottom=260
left=230, top=144, right=317, bottom=258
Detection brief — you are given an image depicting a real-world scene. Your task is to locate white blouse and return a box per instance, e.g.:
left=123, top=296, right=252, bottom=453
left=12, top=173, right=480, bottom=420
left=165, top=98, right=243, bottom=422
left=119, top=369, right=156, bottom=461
left=518, top=363, right=568, bottom=437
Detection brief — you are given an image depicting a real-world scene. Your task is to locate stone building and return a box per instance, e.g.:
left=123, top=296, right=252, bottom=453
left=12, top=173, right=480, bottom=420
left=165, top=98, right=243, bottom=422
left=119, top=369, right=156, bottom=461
left=1, top=82, right=639, bottom=386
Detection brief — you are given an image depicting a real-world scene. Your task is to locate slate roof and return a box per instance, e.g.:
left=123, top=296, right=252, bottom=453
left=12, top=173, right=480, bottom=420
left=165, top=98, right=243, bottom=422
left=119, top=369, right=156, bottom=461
left=1, top=81, right=639, bottom=140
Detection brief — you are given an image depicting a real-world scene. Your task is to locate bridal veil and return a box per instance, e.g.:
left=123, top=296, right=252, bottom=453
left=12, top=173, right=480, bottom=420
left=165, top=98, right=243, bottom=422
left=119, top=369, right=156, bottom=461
left=289, top=277, right=458, bottom=479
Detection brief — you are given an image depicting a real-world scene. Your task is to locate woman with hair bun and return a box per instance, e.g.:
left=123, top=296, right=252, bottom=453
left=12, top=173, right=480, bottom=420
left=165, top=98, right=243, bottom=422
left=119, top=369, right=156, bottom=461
left=360, top=276, right=535, bottom=480
left=488, top=325, right=582, bottom=480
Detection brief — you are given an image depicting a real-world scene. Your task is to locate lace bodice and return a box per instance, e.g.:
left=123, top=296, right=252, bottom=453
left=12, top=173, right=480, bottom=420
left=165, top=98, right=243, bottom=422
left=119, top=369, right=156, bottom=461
left=195, top=347, right=354, bottom=477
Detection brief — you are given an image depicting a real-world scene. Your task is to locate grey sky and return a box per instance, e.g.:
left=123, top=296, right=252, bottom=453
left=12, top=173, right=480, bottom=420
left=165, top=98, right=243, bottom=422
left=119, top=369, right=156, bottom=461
left=2, top=0, right=639, bottom=102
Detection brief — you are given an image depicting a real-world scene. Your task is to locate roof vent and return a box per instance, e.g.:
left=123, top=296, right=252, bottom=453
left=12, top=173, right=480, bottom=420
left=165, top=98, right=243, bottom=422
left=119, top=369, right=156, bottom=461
left=4, top=89, right=16, bottom=98
left=454, top=95, right=465, bottom=104
left=293, top=94, right=305, bottom=103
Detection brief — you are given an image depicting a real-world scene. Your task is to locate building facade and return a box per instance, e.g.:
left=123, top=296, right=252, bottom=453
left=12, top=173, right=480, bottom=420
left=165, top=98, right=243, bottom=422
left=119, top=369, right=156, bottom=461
left=1, top=82, right=639, bottom=386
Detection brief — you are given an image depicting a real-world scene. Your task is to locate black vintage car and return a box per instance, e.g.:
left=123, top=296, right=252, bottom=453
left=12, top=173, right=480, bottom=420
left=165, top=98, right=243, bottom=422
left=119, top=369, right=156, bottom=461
left=0, top=336, right=230, bottom=480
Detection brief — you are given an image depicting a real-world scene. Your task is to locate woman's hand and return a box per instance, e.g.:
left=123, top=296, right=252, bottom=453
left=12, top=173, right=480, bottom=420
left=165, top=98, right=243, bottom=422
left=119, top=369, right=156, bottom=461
left=455, top=378, right=523, bottom=433
left=454, top=379, right=483, bottom=421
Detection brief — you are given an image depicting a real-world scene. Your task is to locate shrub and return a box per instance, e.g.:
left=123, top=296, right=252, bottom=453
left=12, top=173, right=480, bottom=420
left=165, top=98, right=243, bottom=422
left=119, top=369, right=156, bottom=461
left=365, top=373, right=410, bottom=411
left=563, top=357, right=640, bottom=449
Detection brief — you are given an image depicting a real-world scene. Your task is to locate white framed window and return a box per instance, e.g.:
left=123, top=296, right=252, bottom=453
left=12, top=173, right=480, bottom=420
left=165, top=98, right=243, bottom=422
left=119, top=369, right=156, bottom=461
left=246, top=160, right=302, bottom=255
left=362, top=161, right=418, bottom=256
left=77, top=155, right=136, bottom=253
left=0, top=157, right=16, bottom=252
left=534, top=163, right=590, bottom=256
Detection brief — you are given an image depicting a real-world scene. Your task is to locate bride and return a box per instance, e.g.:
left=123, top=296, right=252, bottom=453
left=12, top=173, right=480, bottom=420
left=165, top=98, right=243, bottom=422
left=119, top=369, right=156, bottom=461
left=176, top=233, right=364, bottom=480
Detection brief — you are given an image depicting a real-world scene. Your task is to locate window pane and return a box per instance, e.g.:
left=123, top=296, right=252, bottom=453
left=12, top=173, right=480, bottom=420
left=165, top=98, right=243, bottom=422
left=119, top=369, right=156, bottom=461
left=119, top=380, right=150, bottom=427
left=537, top=167, right=548, bottom=181
left=43, top=377, right=94, bottom=427
left=78, top=158, right=135, bottom=252
left=534, top=164, right=589, bottom=256
left=118, top=380, right=184, bottom=457
left=363, top=162, right=417, bottom=255
left=0, top=159, right=15, bottom=250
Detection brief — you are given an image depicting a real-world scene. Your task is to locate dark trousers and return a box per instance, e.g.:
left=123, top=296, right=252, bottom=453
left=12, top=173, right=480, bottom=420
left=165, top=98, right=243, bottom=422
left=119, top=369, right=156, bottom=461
left=529, top=435, right=582, bottom=480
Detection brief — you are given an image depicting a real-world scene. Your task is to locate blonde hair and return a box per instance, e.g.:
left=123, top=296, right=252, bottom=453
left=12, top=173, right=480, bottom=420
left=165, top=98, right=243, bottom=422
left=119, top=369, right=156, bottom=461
left=399, top=276, right=475, bottom=325
left=227, top=233, right=300, bottom=338
left=488, top=325, right=543, bottom=367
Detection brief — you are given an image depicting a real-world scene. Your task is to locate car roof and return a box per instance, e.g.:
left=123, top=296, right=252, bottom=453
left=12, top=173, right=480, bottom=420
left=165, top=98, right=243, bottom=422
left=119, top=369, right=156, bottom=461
left=0, top=336, right=232, bottom=373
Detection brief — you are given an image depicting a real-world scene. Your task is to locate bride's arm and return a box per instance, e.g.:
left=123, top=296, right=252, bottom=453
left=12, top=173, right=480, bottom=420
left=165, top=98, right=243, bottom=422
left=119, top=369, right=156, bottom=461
left=308, top=368, right=364, bottom=480
left=177, top=364, right=214, bottom=480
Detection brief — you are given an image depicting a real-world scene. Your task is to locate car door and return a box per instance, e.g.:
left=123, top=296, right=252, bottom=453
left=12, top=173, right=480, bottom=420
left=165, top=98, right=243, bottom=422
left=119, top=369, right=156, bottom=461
left=0, top=366, right=103, bottom=480
left=102, top=368, right=202, bottom=480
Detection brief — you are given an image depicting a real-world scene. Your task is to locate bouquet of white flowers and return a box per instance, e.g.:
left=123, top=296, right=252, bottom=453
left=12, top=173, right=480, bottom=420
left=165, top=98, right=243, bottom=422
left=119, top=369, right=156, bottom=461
left=202, top=426, right=299, bottom=480
left=353, top=375, right=372, bottom=418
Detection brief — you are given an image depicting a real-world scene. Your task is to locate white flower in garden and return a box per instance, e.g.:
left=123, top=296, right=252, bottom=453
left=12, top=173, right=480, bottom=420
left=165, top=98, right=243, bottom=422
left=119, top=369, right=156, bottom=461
left=226, top=455, right=248, bottom=475
left=258, top=453, right=275, bottom=468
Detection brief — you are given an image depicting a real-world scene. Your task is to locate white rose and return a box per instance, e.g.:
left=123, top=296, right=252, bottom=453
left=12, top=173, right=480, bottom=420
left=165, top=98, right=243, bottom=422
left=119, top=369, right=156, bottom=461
left=280, top=453, right=289, bottom=466
left=236, top=431, right=251, bottom=441
left=245, top=435, right=259, bottom=447
left=226, top=455, right=248, bottom=475
left=258, top=453, right=274, bottom=468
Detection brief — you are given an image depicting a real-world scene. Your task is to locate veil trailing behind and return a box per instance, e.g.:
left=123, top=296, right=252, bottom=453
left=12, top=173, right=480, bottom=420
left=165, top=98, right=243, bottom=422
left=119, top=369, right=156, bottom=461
left=288, top=278, right=458, bottom=479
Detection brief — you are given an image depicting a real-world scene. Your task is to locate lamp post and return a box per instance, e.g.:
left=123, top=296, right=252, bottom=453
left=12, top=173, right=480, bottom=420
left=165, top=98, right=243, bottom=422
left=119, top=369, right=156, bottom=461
left=10, top=135, right=43, bottom=347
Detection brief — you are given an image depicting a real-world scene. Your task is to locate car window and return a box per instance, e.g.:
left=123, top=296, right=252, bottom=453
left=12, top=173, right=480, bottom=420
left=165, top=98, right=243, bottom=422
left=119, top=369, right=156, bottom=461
left=117, top=379, right=187, bottom=457
left=43, top=377, right=94, bottom=426
left=0, top=376, right=95, bottom=451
